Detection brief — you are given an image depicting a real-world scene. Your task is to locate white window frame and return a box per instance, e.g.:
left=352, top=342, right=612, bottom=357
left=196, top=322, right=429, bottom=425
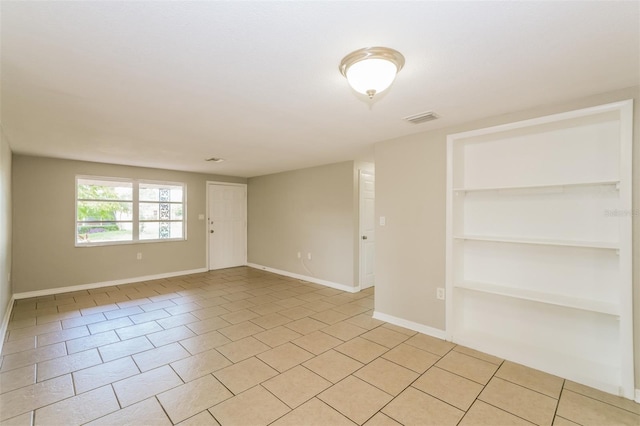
left=76, top=175, right=187, bottom=247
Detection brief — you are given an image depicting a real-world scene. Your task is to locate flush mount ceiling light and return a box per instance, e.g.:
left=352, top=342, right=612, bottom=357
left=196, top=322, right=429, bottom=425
left=339, top=46, right=405, bottom=99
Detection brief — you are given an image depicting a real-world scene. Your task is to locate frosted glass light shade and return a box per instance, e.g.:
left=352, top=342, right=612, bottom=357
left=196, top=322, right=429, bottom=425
left=346, top=59, right=398, bottom=98
left=339, top=47, right=405, bottom=99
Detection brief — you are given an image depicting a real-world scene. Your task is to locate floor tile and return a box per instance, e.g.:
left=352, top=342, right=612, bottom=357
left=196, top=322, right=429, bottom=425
left=479, top=377, right=557, bottom=426
left=380, top=323, right=416, bottom=337
left=73, top=357, right=140, bottom=394
left=436, top=350, right=499, bottom=385
left=459, top=400, right=534, bottom=425
left=61, top=313, right=106, bottom=330
left=0, top=375, right=74, bottom=421
left=171, top=348, right=232, bottom=382
left=1, top=336, right=36, bottom=356
left=382, top=386, right=464, bottom=426
left=254, top=326, right=302, bottom=348
left=1, top=342, right=67, bottom=372
left=0, top=365, right=36, bottom=394
left=157, top=374, right=232, bottom=423
left=496, top=361, right=563, bottom=399
left=218, top=321, right=265, bottom=341
left=556, top=389, right=640, bottom=426
left=322, top=321, right=367, bottom=341
left=66, top=330, right=120, bottom=354
left=250, top=313, right=291, bottom=329
left=37, top=348, right=102, bottom=382
left=319, top=376, right=393, bottom=424
left=177, top=410, right=220, bottom=426
left=37, top=326, right=90, bottom=347
left=2, top=411, right=33, bottom=426
left=257, top=343, right=314, bottom=372
left=113, top=365, right=183, bottom=407
left=263, top=365, right=332, bottom=408
left=453, top=345, right=504, bottom=365
left=98, top=336, right=154, bottom=362
left=147, top=325, right=196, bottom=347
left=209, top=385, right=290, bottom=426
left=360, top=327, right=409, bottom=348
left=563, top=380, right=640, bottom=415
left=156, top=312, right=199, bottom=329
left=271, top=397, right=356, bottom=426
left=103, top=306, right=144, bottom=320
left=334, top=337, right=388, bottom=364
left=413, top=366, right=483, bottom=410
left=363, top=412, right=402, bottom=426
left=132, top=342, right=191, bottom=372
left=87, top=317, right=134, bottom=335
left=404, top=333, right=455, bottom=356
left=382, top=343, right=441, bottom=373
left=129, top=309, right=170, bottom=324
left=214, top=357, right=278, bottom=394
left=303, top=350, right=363, bottom=383
left=87, top=397, right=172, bottom=426
left=4, top=268, right=639, bottom=426
left=216, top=336, right=270, bottom=363
left=292, top=331, right=342, bottom=355
left=285, top=317, right=326, bottom=335
left=219, top=309, right=259, bottom=324
left=186, top=317, right=231, bottom=335
left=280, top=306, right=315, bottom=320
left=354, top=357, right=419, bottom=396
left=180, top=331, right=231, bottom=355
left=552, top=416, right=580, bottom=426
left=34, top=385, right=119, bottom=426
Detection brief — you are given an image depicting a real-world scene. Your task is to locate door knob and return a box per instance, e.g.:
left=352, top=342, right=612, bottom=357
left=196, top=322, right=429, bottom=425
left=362, top=235, right=367, bottom=240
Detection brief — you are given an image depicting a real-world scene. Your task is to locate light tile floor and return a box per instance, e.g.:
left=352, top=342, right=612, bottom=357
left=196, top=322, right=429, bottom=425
left=1, top=267, right=639, bottom=425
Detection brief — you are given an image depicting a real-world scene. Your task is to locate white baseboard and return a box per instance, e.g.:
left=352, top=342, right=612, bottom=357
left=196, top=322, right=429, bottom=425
left=247, top=263, right=359, bottom=293
left=635, top=389, right=640, bottom=403
left=373, top=311, right=447, bottom=340
left=12, top=268, right=208, bottom=300
left=0, top=295, right=15, bottom=355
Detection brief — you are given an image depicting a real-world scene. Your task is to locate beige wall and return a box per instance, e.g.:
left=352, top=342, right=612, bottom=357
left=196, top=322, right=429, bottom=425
left=374, top=86, right=640, bottom=387
left=0, top=129, right=12, bottom=327
left=12, top=155, right=245, bottom=293
left=247, top=161, right=357, bottom=287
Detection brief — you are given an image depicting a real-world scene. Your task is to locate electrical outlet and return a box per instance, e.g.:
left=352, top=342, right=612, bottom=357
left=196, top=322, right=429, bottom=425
left=297, top=252, right=301, bottom=259
left=437, top=287, right=445, bottom=300
left=307, top=253, right=312, bottom=260
left=137, top=252, right=143, bottom=260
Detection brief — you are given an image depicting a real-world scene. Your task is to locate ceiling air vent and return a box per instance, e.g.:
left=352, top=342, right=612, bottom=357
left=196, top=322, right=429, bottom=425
left=403, top=111, right=439, bottom=124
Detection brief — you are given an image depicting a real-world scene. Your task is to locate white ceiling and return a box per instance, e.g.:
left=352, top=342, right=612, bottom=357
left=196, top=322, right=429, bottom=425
left=1, top=1, right=638, bottom=178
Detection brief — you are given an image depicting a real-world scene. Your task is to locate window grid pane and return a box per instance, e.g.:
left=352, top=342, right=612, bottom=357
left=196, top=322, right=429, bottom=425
left=76, top=177, right=185, bottom=246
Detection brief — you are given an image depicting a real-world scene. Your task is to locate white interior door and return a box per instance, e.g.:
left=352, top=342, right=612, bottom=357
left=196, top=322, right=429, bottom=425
left=359, top=170, right=375, bottom=289
left=208, top=183, right=247, bottom=270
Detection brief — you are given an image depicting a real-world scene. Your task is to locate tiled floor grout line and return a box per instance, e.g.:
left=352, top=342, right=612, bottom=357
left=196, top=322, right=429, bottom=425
left=2, top=269, right=636, bottom=425
left=561, top=386, right=640, bottom=415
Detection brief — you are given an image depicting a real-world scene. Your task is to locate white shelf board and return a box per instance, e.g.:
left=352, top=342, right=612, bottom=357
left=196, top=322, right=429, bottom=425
left=453, top=235, right=619, bottom=250
left=455, top=281, right=620, bottom=316
left=453, top=180, right=619, bottom=193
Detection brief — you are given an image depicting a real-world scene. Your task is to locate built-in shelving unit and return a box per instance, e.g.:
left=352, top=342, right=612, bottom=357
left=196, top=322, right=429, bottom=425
left=445, top=100, right=634, bottom=399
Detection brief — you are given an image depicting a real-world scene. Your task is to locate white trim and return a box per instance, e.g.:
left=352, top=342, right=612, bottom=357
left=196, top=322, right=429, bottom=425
left=447, top=99, right=632, bottom=140
left=0, top=295, right=15, bottom=355
left=206, top=181, right=248, bottom=271
left=12, top=268, right=207, bottom=300
left=635, top=389, right=640, bottom=404
left=247, top=263, right=359, bottom=293
left=372, top=311, right=447, bottom=340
